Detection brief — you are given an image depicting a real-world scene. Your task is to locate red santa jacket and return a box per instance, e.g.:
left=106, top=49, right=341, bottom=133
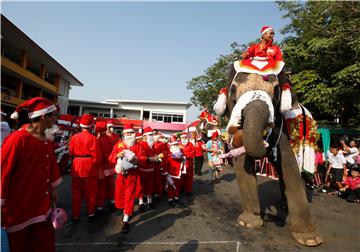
left=108, top=140, right=147, bottom=175
left=1, top=129, right=62, bottom=233
left=194, top=140, right=205, bottom=157
left=246, top=42, right=283, bottom=61
left=108, top=132, right=120, bottom=143
left=97, top=133, right=117, bottom=176
left=180, top=142, right=195, bottom=170
left=167, top=152, right=184, bottom=179
left=69, top=130, right=102, bottom=177
left=153, top=141, right=169, bottom=174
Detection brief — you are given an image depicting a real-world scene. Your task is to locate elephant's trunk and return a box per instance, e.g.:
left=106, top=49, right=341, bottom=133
left=242, top=100, right=270, bottom=158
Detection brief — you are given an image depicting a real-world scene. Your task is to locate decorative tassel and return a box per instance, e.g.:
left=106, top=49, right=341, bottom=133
left=10, top=111, right=19, bottom=120
left=213, top=88, right=227, bottom=116
left=280, top=83, right=292, bottom=112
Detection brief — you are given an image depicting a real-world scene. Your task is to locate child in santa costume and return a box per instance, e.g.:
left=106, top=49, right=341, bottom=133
left=69, top=114, right=102, bottom=223
left=109, top=123, right=147, bottom=233
left=205, top=131, right=224, bottom=184
left=95, top=121, right=116, bottom=213
left=1, top=97, right=62, bottom=252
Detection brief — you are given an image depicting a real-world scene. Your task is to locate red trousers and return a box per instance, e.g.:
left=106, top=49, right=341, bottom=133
left=115, top=173, right=138, bottom=216
left=153, top=167, right=163, bottom=197
left=72, top=176, right=98, bottom=218
left=167, top=177, right=181, bottom=199
left=96, top=175, right=115, bottom=208
left=182, top=162, right=194, bottom=193
left=137, top=170, right=154, bottom=198
left=7, top=220, right=55, bottom=252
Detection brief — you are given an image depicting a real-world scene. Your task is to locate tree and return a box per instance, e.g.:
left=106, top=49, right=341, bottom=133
left=278, top=1, right=360, bottom=126
left=186, top=42, right=243, bottom=115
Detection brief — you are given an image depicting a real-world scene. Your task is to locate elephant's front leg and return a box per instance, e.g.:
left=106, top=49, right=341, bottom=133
left=278, top=133, right=323, bottom=246
left=233, top=155, right=263, bottom=228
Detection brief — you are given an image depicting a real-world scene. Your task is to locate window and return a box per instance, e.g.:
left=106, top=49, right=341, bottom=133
left=68, top=106, right=80, bottom=115
left=143, top=111, right=150, bottom=120
left=164, top=115, right=172, bottom=123
left=152, top=113, right=164, bottom=122
left=172, top=114, right=184, bottom=123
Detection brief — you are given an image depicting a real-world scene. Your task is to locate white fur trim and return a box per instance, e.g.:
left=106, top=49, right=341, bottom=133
left=280, top=88, right=292, bottom=112
left=261, top=27, right=273, bottom=35
left=226, top=90, right=274, bottom=133
left=28, top=104, right=57, bottom=119
left=5, top=208, right=52, bottom=233
left=57, top=119, right=71, bottom=126
left=123, top=129, right=135, bottom=133
left=80, top=124, right=92, bottom=128
left=10, top=111, right=19, bottom=120
left=303, top=145, right=315, bottom=174
left=187, top=126, right=197, bottom=132
left=234, top=60, right=285, bottom=76
left=213, top=93, right=227, bottom=116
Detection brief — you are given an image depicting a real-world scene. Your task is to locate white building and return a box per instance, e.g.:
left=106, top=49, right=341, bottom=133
left=68, top=99, right=192, bottom=135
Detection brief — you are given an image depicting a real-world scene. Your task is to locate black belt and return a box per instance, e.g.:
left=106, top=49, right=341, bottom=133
left=73, top=155, right=92, bottom=158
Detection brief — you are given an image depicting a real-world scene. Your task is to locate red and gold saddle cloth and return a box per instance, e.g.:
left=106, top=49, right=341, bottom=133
left=234, top=57, right=285, bottom=76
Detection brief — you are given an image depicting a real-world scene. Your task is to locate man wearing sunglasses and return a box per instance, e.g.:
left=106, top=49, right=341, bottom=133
left=241, top=26, right=283, bottom=61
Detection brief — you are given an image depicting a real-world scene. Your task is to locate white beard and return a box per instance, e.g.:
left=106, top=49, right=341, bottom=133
left=170, top=145, right=180, bottom=154
left=153, top=135, right=160, bottom=142
left=124, top=135, right=136, bottom=147
left=181, top=139, right=188, bottom=146
left=45, top=124, right=61, bottom=141
left=147, top=135, right=154, bottom=148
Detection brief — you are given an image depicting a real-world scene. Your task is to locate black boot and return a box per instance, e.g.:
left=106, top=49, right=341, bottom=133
left=121, top=222, right=130, bottom=234
left=139, top=204, right=146, bottom=212
left=149, top=201, right=156, bottom=209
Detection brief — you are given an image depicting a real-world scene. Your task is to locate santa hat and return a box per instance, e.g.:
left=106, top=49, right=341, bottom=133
left=123, top=123, right=135, bottom=133
left=95, top=121, right=107, bottom=134
left=10, top=97, right=56, bottom=120
left=169, top=136, right=179, bottom=145
left=80, top=114, right=94, bottom=128
left=280, top=83, right=292, bottom=112
left=199, top=109, right=210, bottom=120
left=211, top=131, right=219, bottom=139
left=1, top=109, right=7, bottom=116
left=135, top=132, right=143, bottom=139
left=261, top=26, right=273, bottom=35
left=106, top=119, right=114, bottom=127
left=180, top=132, right=188, bottom=138
left=206, top=114, right=218, bottom=126
left=143, top=126, right=153, bottom=135
left=213, top=87, right=227, bottom=116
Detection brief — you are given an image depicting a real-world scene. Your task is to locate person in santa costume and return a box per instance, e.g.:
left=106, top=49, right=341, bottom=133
left=69, top=114, right=102, bottom=223
left=106, top=119, right=120, bottom=142
left=95, top=121, right=116, bottom=213
left=179, top=132, right=196, bottom=195
left=137, top=127, right=159, bottom=211
left=1, top=97, right=62, bottom=252
left=109, top=123, right=147, bottom=233
left=190, top=132, right=206, bottom=176
left=152, top=130, right=169, bottom=202
left=241, top=26, right=283, bottom=61
left=167, top=136, right=185, bottom=207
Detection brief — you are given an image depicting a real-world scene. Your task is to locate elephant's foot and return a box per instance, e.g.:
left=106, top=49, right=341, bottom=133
left=291, top=230, right=323, bottom=247
left=237, top=212, right=263, bottom=228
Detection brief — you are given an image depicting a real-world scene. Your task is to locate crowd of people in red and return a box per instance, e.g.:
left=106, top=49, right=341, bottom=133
left=1, top=97, right=213, bottom=251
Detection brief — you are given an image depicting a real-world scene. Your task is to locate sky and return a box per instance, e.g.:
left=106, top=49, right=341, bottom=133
left=1, top=1, right=289, bottom=122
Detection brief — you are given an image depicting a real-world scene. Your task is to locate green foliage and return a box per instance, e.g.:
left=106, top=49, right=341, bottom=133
left=278, top=1, right=360, bottom=126
left=187, top=1, right=360, bottom=127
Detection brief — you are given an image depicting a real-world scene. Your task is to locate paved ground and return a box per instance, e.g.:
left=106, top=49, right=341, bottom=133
left=55, top=165, right=360, bottom=252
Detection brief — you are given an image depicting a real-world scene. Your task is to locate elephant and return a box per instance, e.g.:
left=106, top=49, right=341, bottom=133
left=218, top=64, right=323, bottom=247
